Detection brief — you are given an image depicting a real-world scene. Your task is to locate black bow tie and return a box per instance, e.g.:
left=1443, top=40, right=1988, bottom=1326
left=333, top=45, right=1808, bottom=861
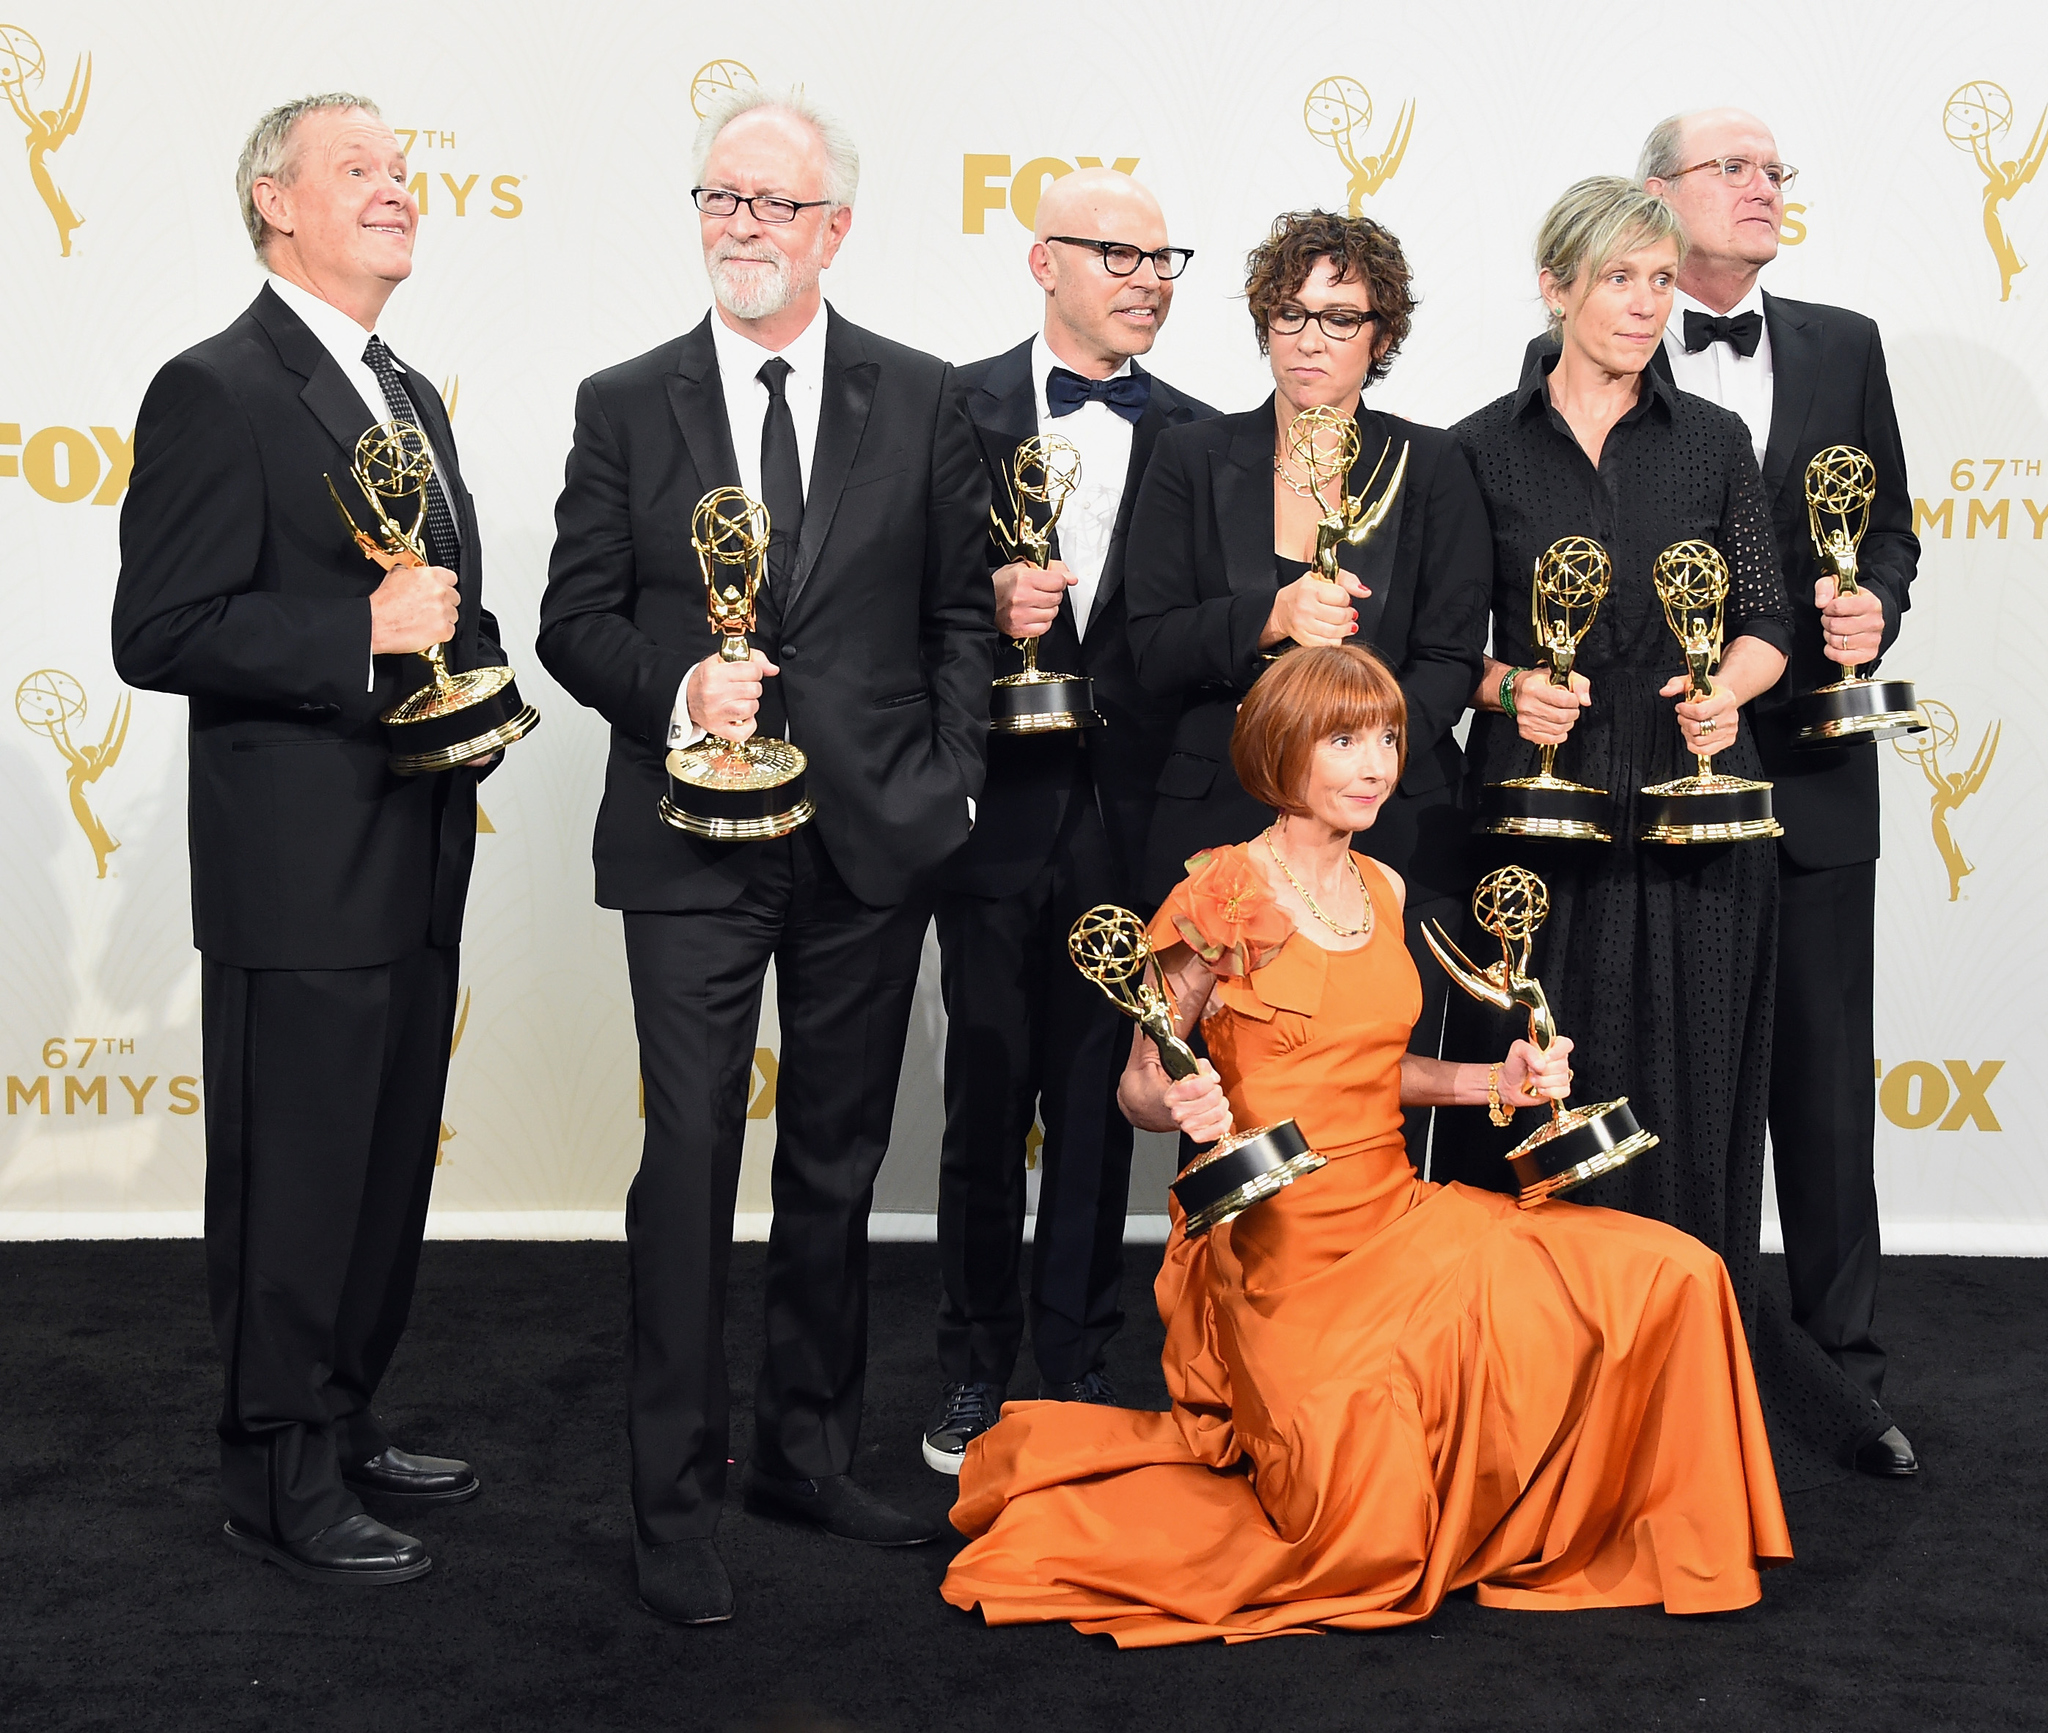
left=1046, top=366, right=1150, bottom=423
left=1682, top=308, right=1764, bottom=358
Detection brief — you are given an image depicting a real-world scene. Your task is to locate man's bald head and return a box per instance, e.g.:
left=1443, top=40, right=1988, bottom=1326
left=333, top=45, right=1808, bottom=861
left=1638, top=107, right=1778, bottom=184
left=1028, top=169, right=1178, bottom=375
left=1640, top=107, right=1786, bottom=305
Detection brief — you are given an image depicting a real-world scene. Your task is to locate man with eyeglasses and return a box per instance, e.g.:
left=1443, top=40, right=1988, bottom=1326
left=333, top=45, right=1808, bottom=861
left=539, top=88, right=992, bottom=1624
left=1642, top=107, right=1922, bottom=1482
left=920, top=168, right=1215, bottom=1476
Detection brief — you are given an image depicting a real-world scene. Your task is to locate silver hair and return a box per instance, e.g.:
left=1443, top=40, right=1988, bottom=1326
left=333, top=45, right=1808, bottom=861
left=1638, top=113, right=1691, bottom=185
left=236, top=92, right=382, bottom=258
left=690, top=87, right=860, bottom=208
left=1536, top=175, right=1687, bottom=337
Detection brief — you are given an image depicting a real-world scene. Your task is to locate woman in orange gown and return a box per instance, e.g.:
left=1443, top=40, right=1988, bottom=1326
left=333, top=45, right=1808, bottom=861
left=942, top=645, right=1791, bottom=1646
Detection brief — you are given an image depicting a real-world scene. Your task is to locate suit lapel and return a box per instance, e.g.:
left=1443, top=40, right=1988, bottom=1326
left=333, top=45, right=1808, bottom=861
left=1084, top=366, right=1167, bottom=643
left=249, top=286, right=379, bottom=462
left=663, top=316, right=742, bottom=503
left=1761, top=292, right=1820, bottom=500
left=1213, top=400, right=1276, bottom=598
left=785, top=308, right=877, bottom=617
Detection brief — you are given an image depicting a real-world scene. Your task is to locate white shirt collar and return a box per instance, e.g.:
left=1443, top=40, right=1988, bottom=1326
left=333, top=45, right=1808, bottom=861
left=708, top=301, right=829, bottom=386
left=266, top=272, right=387, bottom=375
left=1671, top=280, right=1766, bottom=326
left=1032, top=331, right=1134, bottom=404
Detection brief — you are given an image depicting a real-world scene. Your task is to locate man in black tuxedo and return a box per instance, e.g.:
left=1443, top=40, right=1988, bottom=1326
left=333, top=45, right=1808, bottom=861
left=923, top=170, right=1215, bottom=1475
left=112, top=95, right=497, bottom=1583
left=538, top=91, right=992, bottom=1624
left=1642, top=108, right=1921, bottom=1477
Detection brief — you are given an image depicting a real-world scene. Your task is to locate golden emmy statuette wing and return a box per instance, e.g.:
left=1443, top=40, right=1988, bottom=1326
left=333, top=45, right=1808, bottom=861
left=1067, top=903, right=1324, bottom=1237
left=1478, top=536, right=1615, bottom=840
left=1636, top=540, right=1781, bottom=843
left=988, top=434, right=1099, bottom=733
left=1790, top=445, right=1925, bottom=746
left=659, top=486, right=814, bottom=841
left=326, top=420, right=540, bottom=774
left=1422, top=867, right=1657, bottom=1208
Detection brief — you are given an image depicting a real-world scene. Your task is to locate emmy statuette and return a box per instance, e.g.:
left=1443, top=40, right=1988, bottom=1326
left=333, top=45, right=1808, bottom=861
left=988, top=434, right=1101, bottom=733
left=1422, top=867, right=1659, bottom=1209
left=325, top=421, right=540, bottom=774
left=1478, top=536, right=1614, bottom=841
left=1273, top=407, right=1408, bottom=661
left=1790, top=445, right=1926, bottom=746
left=1636, top=540, right=1784, bottom=844
left=659, top=488, right=815, bottom=840
left=1068, top=904, right=1324, bottom=1237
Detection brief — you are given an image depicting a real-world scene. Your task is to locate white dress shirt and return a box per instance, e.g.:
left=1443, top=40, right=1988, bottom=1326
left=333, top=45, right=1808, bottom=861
left=669, top=306, right=830, bottom=747
left=266, top=273, right=460, bottom=690
left=1030, top=334, right=1135, bottom=634
left=1662, top=284, right=1774, bottom=469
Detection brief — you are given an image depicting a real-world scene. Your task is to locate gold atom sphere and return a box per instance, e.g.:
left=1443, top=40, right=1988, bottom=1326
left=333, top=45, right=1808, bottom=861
left=1068, top=903, right=1151, bottom=985
left=1013, top=434, right=1083, bottom=504
left=1536, top=536, right=1612, bottom=610
left=1895, top=698, right=1957, bottom=763
left=15, top=668, right=84, bottom=731
left=1471, top=865, right=1550, bottom=943
left=1944, top=81, right=2013, bottom=149
left=1805, top=445, right=1877, bottom=514
left=692, top=486, right=772, bottom=563
left=0, top=25, right=43, bottom=95
left=353, top=421, right=435, bottom=502
left=1287, top=404, right=1361, bottom=485
left=1650, top=540, right=1729, bottom=610
left=1303, top=76, right=1371, bottom=147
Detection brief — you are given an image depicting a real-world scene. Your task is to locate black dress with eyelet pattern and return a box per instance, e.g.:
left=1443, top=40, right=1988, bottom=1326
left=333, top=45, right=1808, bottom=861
left=1441, top=349, right=1888, bottom=1491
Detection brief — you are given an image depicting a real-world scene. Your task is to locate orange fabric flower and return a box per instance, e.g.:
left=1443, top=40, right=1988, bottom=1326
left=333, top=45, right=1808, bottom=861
left=1170, top=845, right=1292, bottom=980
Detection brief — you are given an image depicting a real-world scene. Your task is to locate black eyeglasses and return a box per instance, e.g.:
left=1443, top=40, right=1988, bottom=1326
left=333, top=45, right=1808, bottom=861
left=1045, top=236, right=1194, bottom=280
left=1267, top=305, right=1381, bottom=340
left=691, top=187, right=834, bottom=224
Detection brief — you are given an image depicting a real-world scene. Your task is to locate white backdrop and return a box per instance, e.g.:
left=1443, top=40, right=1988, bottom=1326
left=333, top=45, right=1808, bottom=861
left=1, top=0, right=2040, bottom=1249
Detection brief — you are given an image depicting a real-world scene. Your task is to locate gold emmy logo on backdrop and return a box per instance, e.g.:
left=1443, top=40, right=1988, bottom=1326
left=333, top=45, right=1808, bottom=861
left=691, top=59, right=756, bottom=119
left=15, top=669, right=127, bottom=878
left=1944, top=81, right=2048, bottom=302
left=436, top=988, right=471, bottom=1166
left=0, top=24, right=88, bottom=257
left=1303, top=76, right=1414, bottom=212
left=1893, top=699, right=1999, bottom=901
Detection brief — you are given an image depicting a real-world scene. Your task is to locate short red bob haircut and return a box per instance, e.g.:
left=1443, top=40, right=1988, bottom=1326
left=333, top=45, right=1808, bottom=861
left=1231, top=644, right=1408, bottom=813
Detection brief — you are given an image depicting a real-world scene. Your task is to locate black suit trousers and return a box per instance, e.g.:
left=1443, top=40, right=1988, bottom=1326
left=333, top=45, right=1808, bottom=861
left=623, top=828, right=931, bottom=1543
left=201, top=942, right=458, bottom=1542
left=934, top=800, right=1133, bottom=1389
left=1769, top=857, right=1886, bottom=1401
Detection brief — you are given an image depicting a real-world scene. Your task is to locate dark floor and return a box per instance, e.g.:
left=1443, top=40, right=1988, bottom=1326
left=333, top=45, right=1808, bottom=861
left=1, top=1239, right=2042, bottom=1733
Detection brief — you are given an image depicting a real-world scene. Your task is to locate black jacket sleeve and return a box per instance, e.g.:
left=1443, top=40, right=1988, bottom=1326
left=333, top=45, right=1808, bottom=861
left=922, top=369, right=998, bottom=800
left=1849, top=325, right=1918, bottom=667
left=1395, top=438, right=1491, bottom=758
left=1126, top=437, right=1271, bottom=696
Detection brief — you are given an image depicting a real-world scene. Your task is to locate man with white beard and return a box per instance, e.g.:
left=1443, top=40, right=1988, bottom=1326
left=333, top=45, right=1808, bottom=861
left=539, top=89, right=992, bottom=1625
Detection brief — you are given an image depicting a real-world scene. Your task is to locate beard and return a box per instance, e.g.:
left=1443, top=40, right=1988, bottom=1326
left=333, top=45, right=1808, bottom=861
left=708, top=229, right=825, bottom=320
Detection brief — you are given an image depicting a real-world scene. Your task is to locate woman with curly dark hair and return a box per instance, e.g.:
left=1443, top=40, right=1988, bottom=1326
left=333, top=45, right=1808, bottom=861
left=1124, top=211, right=1491, bottom=1135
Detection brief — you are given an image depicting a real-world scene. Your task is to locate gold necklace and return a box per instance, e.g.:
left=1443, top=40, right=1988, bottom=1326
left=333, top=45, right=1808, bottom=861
left=1263, top=826, right=1373, bottom=939
left=1271, top=455, right=1327, bottom=505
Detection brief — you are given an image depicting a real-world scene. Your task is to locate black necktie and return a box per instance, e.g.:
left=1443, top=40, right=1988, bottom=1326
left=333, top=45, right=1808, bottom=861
left=1681, top=309, right=1764, bottom=358
left=362, top=335, right=461, bottom=570
left=757, top=358, right=804, bottom=608
left=1046, top=366, right=1151, bottom=423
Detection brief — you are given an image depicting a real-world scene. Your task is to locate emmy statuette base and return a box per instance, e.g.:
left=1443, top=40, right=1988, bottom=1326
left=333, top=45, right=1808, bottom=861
left=990, top=671, right=1103, bottom=735
left=1637, top=774, right=1784, bottom=844
left=1172, top=1120, right=1327, bottom=1238
left=382, top=664, right=541, bottom=775
left=1478, top=775, right=1614, bottom=844
left=661, top=739, right=814, bottom=842
left=1791, top=677, right=1926, bottom=747
left=1507, top=1097, right=1659, bottom=1210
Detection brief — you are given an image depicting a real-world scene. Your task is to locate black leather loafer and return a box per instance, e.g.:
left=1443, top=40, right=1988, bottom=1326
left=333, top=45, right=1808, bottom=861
left=343, top=1446, right=481, bottom=1508
left=1854, top=1424, right=1920, bottom=1477
left=742, top=1464, right=940, bottom=1546
left=224, top=1513, right=432, bottom=1584
left=635, top=1535, right=734, bottom=1625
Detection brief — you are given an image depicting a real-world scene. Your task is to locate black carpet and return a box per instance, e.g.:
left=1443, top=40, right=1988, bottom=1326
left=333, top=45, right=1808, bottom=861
left=2, top=1239, right=2042, bottom=1733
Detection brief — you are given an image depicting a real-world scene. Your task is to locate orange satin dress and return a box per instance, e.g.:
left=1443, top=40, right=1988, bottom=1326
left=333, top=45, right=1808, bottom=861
left=942, top=847, right=1791, bottom=1647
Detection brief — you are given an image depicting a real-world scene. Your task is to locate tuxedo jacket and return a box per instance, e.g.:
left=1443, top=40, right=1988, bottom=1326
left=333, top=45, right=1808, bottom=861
left=1527, top=297, right=1919, bottom=869
left=939, top=338, right=1216, bottom=900
left=112, top=284, right=493, bottom=971
left=537, top=307, right=994, bottom=912
left=1124, top=398, right=1491, bottom=895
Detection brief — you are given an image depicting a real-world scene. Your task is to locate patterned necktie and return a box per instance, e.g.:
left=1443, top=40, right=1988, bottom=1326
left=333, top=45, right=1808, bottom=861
left=362, top=335, right=461, bottom=569
left=757, top=357, right=804, bottom=603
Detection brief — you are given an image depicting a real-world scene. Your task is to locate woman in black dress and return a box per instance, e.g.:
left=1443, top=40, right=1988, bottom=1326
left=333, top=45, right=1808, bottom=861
left=1447, top=176, right=1886, bottom=1484
left=1124, top=210, right=1489, bottom=1092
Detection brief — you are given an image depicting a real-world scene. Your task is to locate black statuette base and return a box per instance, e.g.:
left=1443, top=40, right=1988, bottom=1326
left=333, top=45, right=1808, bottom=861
left=1172, top=1119, right=1326, bottom=1237
left=1478, top=776, right=1614, bottom=842
left=990, top=672, right=1102, bottom=734
left=1508, top=1097, right=1660, bottom=1209
left=385, top=678, right=540, bottom=775
left=1637, top=776, right=1783, bottom=844
left=1791, top=678, right=1925, bottom=747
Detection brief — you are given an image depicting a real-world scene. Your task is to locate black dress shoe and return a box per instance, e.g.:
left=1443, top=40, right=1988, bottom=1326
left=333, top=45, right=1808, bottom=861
left=342, top=1446, right=481, bottom=1508
left=742, top=1464, right=940, bottom=1546
left=1855, top=1424, right=1920, bottom=1477
left=635, top=1535, right=734, bottom=1625
left=1038, top=1366, right=1120, bottom=1405
left=223, top=1513, right=432, bottom=1584
left=922, top=1380, right=1004, bottom=1476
